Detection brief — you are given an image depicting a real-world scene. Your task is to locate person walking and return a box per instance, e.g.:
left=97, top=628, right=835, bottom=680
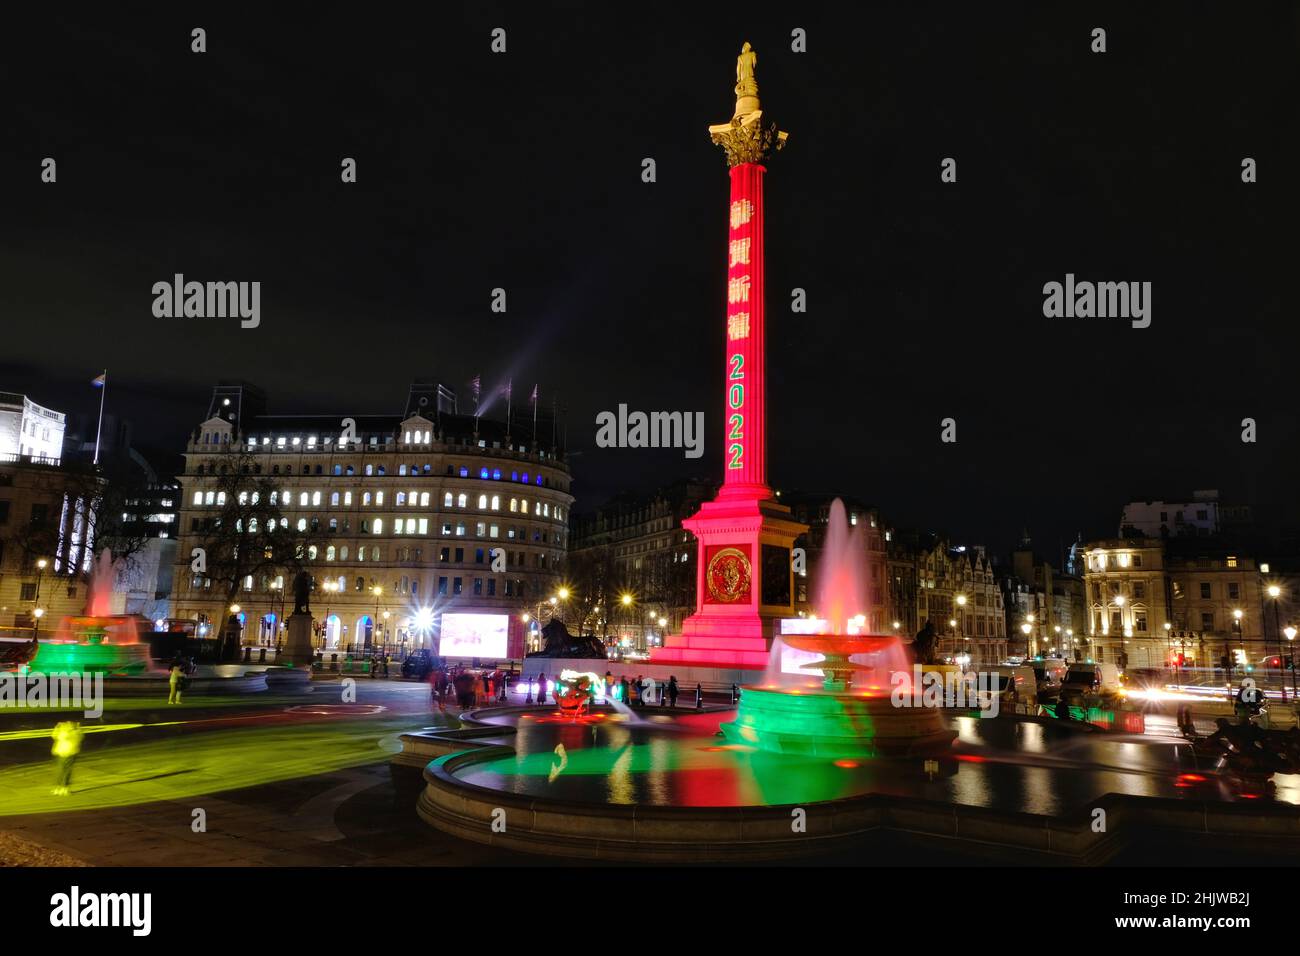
left=50, top=720, right=83, bottom=796
left=430, top=667, right=448, bottom=714
left=667, top=676, right=679, bottom=708
left=168, top=660, right=185, bottom=704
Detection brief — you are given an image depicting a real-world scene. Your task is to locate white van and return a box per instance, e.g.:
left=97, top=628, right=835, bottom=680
left=987, top=664, right=1039, bottom=707
left=1061, top=662, right=1123, bottom=697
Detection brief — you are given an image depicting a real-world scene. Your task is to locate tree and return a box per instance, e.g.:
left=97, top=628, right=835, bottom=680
left=562, top=544, right=620, bottom=639
left=188, top=455, right=319, bottom=659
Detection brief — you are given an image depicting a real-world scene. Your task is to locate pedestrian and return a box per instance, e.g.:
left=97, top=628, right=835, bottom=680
left=382, top=654, right=390, bottom=677
left=628, top=675, right=641, bottom=707
left=695, top=683, right=703, bottom=709
left=168, top=659, right=185, bottom=705
left=50, top=720, right=83, bottom=797
left=430, top=667, right=448, bottom=714
left=538, top=672, right=549, bottom=704
left=482, top=671, right=492, bottom=704
left=667, top=676, right=679, bottom=708
left=620, top=676, right=630, bottom=705
left=635, top=675, right=646, bottom=708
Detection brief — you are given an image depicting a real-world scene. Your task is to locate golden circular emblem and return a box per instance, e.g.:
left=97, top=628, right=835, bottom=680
left=706, top=547, right=752, bottom=603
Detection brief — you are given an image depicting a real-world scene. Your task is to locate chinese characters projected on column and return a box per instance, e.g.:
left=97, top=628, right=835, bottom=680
left=726, top=198, right=753, bottom=472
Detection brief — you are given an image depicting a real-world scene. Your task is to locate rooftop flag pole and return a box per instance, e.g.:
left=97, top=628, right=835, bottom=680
left=530, top=384, right=539, bottom=446
left=91, top=370, right=107, bottom=466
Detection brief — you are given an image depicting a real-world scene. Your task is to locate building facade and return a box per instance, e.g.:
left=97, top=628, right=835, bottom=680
left=0, top=456, right=104, bottom=636
left=0, top=392, right=65, bottom=462
left=1081, top=537, right=1266, bottom=670
left=923, top=543, right=1006, bottom=665
left=567, top=479, right=714, bottom=655
left=170, top=382, right=573, bottom=660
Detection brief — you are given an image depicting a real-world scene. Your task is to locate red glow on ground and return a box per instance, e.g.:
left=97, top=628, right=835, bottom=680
left=1239, top=793, right=1261, bottom=799
left=833, top=759, right=859, bottom=768
left=954, top=754, right=987, bottom=763
left=530, top=712, right=608, bottom=725
left=1177, top=773, right=1207, bottom=783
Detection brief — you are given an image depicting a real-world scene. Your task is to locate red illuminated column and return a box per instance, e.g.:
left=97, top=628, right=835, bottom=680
left=719, top=162, right=769, bottom=501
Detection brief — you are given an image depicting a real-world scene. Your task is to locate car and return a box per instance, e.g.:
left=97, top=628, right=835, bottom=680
left=401, top=648, right=435, bottom=679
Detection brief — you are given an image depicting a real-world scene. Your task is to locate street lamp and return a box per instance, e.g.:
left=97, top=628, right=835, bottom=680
left=1268, top=585, right=1284, bottom=695
left=1286, top=626, right=1298, bottom=698
left=322, top=580, right=338, bottom=648
left=370, top=585, right=383, bottom=653
left=32, top=606, right=45, bottom=640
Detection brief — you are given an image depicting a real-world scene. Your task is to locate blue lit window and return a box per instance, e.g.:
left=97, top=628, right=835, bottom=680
left=522, top=473, right=529, bottom=484
left=535, top=475, right=543, bottom=485
left=492, top=469, right=501, bottom=480
left=459, top=467, right=468, bottom=478
left=479, top=467, right=489, bottom=479
left=511, top=471, right=519, bottom=481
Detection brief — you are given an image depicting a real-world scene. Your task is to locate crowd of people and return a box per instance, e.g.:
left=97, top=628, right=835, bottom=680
left=428, top=663, right=512, bottom=713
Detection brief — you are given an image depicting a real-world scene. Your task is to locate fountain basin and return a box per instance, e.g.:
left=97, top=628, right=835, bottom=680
left=29, top=640, right=151, bottom=675
left=721, top=685, right=956, bottom=757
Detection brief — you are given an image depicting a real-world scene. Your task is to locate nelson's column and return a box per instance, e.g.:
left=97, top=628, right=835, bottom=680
left=651, top=43, right=808, bottom=669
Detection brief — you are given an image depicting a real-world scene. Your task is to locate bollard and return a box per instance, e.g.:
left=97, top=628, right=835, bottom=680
left=242, top=646, right=252, bottom=664
left=695, top=683, right=703, bottom=709
left=730, top=683, right=739, bottom=705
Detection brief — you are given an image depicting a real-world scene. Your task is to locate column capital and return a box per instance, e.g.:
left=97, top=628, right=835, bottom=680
left=708, top=113, right=788, bottom=167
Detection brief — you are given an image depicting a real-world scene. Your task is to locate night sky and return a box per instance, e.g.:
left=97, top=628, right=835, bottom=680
left=3, top=4, right=1298, bottom=560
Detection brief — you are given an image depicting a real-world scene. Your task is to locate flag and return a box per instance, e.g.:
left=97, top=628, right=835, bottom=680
left=470, top=374, right=481, bottom=411
left=91, top=373, right=106, bottom=387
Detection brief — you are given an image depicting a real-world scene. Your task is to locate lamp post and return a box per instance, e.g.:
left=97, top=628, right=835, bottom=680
left=955, top=593, right=967, bottom=662
left=370, top=585, right=383, bottom=654
left=620, top=592, right=634, bottom=652
left=1268, top=585, right=1284, bottom=698
left=1286, top=626, right=1297, bottom=699
left=32, top=557, right=48, bottom=640
left=322, top=580, right=337, bottom=649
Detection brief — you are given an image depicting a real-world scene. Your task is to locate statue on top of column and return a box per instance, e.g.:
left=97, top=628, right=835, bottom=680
left=735, top=42, right=758, bottom=99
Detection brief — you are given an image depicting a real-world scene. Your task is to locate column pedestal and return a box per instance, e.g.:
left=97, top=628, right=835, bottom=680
left=283, top=612, right=315, bottom=668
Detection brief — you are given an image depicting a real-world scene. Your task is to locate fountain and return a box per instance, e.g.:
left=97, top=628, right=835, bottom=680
left=27, top=550, right=151, bottom=675
left=719, top=500, right=955, bottom=757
